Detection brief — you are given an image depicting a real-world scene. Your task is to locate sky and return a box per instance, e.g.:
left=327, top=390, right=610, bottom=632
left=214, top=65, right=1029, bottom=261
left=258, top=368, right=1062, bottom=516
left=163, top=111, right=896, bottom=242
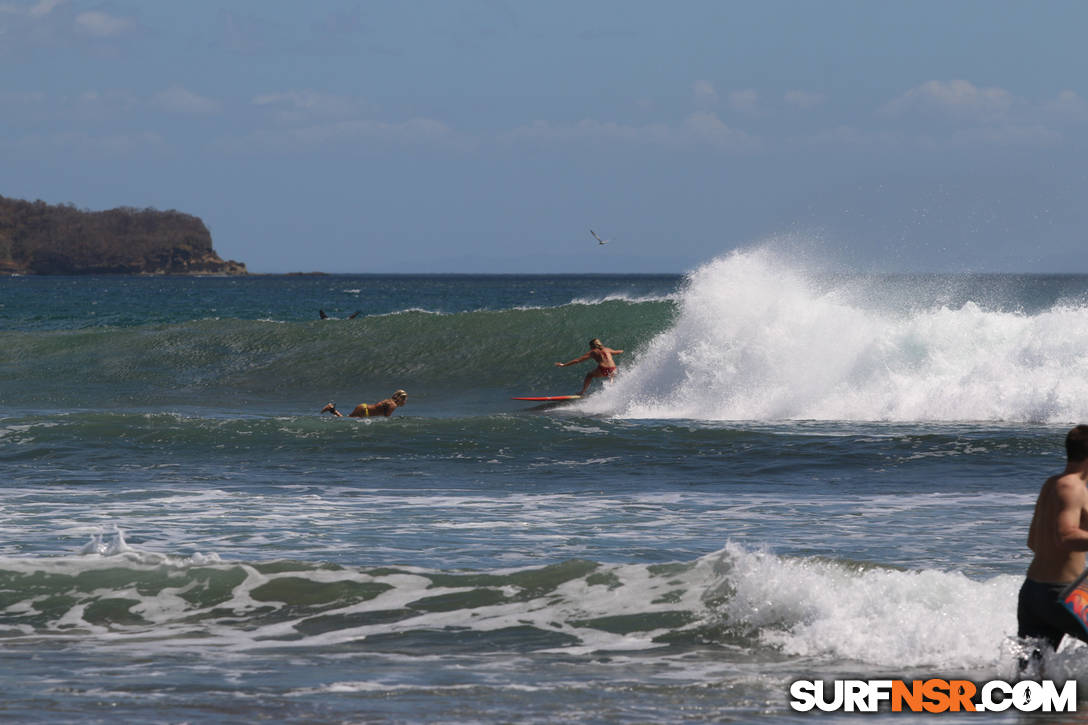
left=2, top=0, right=1087, bottom=274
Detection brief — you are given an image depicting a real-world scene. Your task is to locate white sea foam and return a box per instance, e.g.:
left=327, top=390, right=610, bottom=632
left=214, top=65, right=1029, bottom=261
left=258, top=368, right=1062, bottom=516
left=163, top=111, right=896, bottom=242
left=0, top=421, right=56, bottom=442
left=371, top=307, right=443, bottom=317
left=79, top=526, right=133, bottom=556
left=713, top=544, right=1021, bottom=670
left=711, top=544, right=1088, bottom=688
left=569, top=292, right=679, bottom=305
left=0, top=533, right=1044, bottom=679
left=580, top=247, right=1088, bottom=422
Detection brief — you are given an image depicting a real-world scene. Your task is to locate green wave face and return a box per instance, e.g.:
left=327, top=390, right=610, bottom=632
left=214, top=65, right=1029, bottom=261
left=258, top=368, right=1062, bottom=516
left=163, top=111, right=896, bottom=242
left=0, top=300, right=675, bottom=409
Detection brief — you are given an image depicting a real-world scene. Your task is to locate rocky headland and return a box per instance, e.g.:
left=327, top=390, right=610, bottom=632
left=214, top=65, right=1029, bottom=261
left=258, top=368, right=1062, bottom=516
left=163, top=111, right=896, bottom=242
left=0, top=195, right=246, bottom=275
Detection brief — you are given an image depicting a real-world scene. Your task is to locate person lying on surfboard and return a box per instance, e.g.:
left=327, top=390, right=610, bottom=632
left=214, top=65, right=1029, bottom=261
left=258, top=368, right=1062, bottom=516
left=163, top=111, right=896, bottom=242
left=555, top=338, right=623, bottom=396
left=1018, top=424, right=1088, bottom=664
left=321, top=390, right=407, bottom=418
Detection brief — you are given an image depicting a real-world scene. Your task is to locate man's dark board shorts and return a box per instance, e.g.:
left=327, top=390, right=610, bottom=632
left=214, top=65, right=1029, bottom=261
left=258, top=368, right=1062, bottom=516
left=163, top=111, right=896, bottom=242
left=1018, top=578, right=1088, bottom=650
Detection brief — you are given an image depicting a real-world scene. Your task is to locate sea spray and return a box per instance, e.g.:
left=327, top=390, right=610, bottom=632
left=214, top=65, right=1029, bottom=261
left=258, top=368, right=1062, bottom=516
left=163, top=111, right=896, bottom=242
left=581, top=249, right=1088, bottom=422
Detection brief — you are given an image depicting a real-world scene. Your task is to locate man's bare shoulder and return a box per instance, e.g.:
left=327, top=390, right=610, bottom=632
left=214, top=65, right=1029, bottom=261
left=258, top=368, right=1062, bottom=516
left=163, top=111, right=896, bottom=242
left=1054, top=471, right=1088, bottom=498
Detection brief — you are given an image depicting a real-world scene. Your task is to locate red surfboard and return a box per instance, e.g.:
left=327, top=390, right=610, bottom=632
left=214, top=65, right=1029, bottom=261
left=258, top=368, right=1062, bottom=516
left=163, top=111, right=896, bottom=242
left=511, top=395, right=582, bottom=401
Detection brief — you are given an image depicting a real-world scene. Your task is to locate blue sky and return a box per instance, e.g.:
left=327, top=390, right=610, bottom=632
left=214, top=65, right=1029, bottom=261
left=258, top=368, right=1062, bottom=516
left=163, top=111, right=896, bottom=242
left=2, top=0, right=1086, bottom=273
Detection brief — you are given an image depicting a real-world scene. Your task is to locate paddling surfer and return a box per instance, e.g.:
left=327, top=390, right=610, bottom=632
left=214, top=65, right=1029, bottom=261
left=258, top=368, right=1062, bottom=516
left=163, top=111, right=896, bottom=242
left=1018, top=424, right=1088, bottom=657
left=555, top=338, right=624, bottom=396
left=321, top=390, right=407, bottom=418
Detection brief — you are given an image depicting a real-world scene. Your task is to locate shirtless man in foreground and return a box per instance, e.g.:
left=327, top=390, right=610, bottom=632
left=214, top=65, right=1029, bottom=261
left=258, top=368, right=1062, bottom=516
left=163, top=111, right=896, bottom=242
left=321, top=390, right=407, bottom=418
left=555, top=338, right=624, bottom=396
left=1019, top=424, right=1088, bottom=654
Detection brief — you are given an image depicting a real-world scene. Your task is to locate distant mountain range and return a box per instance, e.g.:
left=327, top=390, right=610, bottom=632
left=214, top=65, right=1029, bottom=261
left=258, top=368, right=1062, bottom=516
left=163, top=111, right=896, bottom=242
left=0, top=195, right=246, bottom=275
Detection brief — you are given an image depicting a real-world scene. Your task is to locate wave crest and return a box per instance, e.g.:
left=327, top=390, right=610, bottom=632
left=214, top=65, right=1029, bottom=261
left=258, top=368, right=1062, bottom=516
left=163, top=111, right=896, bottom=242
left=581, top=248, right=1088, bottom=422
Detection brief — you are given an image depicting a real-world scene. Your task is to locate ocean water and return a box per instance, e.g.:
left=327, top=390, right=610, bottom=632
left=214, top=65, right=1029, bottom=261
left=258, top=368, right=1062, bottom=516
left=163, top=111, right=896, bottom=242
left=3, top=248, right=1088, bottom=723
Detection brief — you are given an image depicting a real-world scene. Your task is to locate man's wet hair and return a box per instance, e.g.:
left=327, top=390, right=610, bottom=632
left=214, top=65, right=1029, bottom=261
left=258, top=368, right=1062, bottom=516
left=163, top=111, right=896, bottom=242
left=1066, top=425, right=1088, bottom=462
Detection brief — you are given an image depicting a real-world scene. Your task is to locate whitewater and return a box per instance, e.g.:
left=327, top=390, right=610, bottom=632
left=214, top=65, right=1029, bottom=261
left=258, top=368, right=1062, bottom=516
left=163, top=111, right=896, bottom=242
left=581, top=249, right=1088, bottom=422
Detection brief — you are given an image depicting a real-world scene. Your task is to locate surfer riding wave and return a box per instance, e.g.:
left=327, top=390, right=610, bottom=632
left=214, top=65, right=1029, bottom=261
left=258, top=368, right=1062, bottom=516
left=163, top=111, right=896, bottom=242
left=555, top=338, right=623, bottom=396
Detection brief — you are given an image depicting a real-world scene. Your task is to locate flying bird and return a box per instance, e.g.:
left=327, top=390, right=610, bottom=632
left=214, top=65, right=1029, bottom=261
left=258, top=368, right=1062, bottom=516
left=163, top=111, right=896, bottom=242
left=590, top=229, right=608, bottom=245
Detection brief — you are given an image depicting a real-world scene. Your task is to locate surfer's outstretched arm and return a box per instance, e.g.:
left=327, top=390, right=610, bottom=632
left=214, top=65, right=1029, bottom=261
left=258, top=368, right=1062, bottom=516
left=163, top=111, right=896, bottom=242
left=556, top=353, right=591, bottom=367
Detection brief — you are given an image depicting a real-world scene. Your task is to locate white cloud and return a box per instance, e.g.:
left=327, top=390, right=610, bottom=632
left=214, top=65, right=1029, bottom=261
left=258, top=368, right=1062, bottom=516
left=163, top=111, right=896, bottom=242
left=0, top=89, right=47, bottom=106
left=500, top=112, right=757, bottom=153
left=6, top=130, right=164, bottom=157
left=803, top=125, right=906, bottom=150
left=29, top=0, right=63, bottom=17
left=683, top=111, right=757, bottom=151
left=880, top=80, right=1014, bottom=121
left=869, top=80, right=1075, bottom=148
left=801, top=121, right=1057, bottom=153
left=75, top=10, right=130, bottom=37
left=0, top=0, right=63, bottom=16
left=941, top=124, right=1061, bottom=149
left=1044, top=90, right=1088, bottom=121
left=153, top=86, right=220, bottom=115
left=245, top=91, right=464, bottom=150
left=784, top=90, right=825, bottom=110
left=1, top=89, right=148, bottom=123
left=230, top=117, right=472, bottom=153
left=0, top=90, right=142, bottom=124
left=75, top=89, right=139, bottom=118
left=252, top=90, right=364, bottom=123
left=728, top=89, right=758, bottom=114
left=693, top=80, right=718, bottom=106
left=501, top=118, right=672, bottom=146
